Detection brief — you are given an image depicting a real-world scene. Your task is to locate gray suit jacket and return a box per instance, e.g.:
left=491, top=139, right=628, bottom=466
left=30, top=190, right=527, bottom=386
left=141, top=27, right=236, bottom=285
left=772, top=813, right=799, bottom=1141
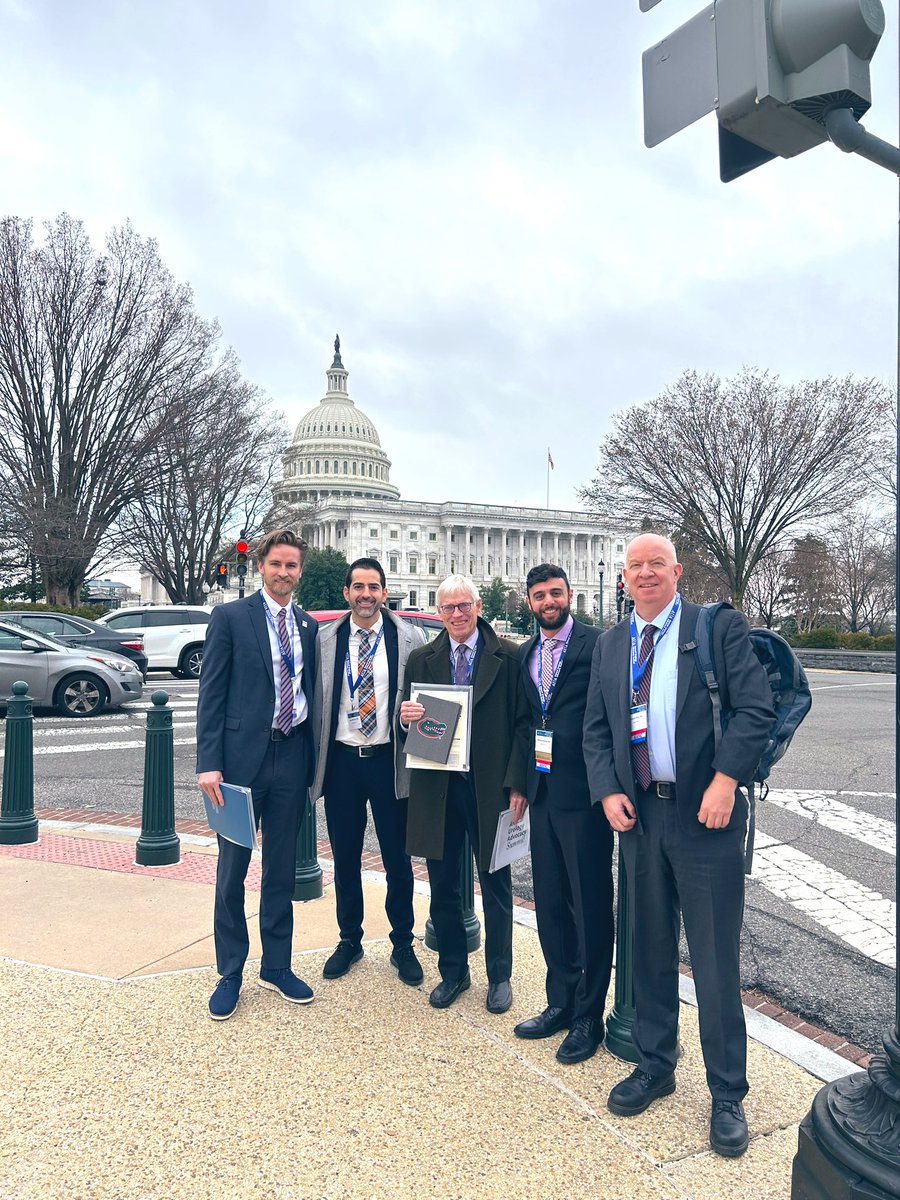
left=582, top=599, right=774, bottom=837
left=310, top=608, right=425, bottom=802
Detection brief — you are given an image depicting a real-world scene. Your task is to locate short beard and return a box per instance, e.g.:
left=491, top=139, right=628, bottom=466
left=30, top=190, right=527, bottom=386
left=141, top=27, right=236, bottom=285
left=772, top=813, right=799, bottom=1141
left=535, top=607, right=570, bottom=631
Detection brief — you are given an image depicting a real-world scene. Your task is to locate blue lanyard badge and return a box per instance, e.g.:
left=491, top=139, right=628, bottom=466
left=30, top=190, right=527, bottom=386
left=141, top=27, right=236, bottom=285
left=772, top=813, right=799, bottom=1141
left=537, top=633, right=571, bottom=720
left=630, top=597, right=680, bottom=698
left=263, top=603, right=296, bottom=677
left=345, top=626, right=385, bottom=697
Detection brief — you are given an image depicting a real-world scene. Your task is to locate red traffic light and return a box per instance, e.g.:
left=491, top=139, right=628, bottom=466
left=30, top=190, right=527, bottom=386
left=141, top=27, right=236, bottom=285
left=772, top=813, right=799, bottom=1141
left=235, top=540, right=249, bottom=554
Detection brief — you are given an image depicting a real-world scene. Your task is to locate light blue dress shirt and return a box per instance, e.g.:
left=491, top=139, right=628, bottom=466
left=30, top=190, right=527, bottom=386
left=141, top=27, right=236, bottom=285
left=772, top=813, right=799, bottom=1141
left=634, top=595, right=680, bottom=784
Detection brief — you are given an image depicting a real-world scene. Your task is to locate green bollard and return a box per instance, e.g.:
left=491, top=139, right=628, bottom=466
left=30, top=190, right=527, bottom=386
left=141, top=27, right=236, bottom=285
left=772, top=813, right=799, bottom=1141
left=294, top=796, right=323, bottom=900
left=605, top=852, right=639, bottom=1062
left=135, top=690, right=180, bottom=866
left=424, top=832, right=482, bottom=954
left=0, top=681, right=38, bottom=845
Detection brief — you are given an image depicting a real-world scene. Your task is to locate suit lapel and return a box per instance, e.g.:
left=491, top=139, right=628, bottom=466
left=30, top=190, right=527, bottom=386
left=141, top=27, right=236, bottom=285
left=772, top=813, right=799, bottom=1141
left=675, top=601, right=696, bottom=722
left=520, top=634, right=540, bottom=709
left=472, top=636, right=499, bottom=707
left=249, top=594, right=276, bottom=688
left=551, top=622, right=585, bottom=698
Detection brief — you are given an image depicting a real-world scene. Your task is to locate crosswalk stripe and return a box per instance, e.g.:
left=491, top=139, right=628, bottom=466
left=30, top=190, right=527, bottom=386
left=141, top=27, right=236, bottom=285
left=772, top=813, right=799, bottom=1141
left=751, top=832, right=895, bottom=968
left=765, top=789, right=895, bottom=857
left=0, top=738, right=198, bottom=757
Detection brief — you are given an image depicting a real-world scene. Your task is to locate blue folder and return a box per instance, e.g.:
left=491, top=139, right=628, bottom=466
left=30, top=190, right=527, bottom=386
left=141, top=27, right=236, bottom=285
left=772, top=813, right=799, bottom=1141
left=203, top=783, right=258, bottom=850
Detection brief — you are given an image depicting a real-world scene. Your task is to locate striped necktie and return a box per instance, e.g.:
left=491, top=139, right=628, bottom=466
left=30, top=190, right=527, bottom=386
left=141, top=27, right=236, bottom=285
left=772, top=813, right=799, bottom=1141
left=541, top=638, right=558, bottom=697
left=357, top=630, right=377, bottom=738
left=276, top=606, right=294, bottom=735
left=631, top=623, right=657, bottom=791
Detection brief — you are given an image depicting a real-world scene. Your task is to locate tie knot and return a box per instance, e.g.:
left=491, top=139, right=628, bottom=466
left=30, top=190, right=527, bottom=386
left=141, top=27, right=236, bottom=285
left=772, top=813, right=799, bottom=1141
left=359, top=629, right=370, bottom=647
left=543, top=638, right=558, bottom=651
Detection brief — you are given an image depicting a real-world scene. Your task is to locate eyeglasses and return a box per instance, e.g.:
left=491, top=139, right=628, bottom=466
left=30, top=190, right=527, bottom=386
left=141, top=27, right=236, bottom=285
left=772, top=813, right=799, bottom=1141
left=438, top=601, right=474, bottom=616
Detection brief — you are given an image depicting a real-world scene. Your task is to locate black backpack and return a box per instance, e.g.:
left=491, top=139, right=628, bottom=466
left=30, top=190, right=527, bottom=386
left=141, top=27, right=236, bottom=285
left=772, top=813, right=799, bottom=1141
left=691, top=601, right=812, bottom=873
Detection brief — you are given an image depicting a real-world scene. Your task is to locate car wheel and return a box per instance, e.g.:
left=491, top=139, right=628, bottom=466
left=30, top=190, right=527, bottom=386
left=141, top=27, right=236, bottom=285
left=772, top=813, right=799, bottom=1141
left=179, top=644, right=204, bottom=679
left=55, top=674, right=108, bottom=718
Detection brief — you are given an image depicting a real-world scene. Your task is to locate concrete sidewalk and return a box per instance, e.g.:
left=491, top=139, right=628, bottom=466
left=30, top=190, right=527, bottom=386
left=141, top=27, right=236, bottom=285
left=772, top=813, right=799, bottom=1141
left=0, top=819, right=853, bottom=1200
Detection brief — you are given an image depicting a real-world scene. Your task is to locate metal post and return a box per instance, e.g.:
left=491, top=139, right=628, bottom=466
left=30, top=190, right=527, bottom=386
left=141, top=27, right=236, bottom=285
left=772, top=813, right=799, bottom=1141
left=293, top=798, right=323, bottom=900
left=135, top=690, right=180, bottom=866
left=424, top=832, right=482, bottom=953
left=605, top=852, right=639, bottom=1062
left=0, top=681, right=38, bottom=845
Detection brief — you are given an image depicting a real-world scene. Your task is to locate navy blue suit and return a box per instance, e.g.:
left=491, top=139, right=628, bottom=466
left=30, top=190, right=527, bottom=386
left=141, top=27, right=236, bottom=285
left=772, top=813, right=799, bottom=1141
left=196, top=592, right=318, bottom=979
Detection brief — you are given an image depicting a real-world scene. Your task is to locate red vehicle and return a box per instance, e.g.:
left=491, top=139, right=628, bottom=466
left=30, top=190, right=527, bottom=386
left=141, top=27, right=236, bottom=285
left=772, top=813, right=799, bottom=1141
left=308, top=609, right=443, bottom=642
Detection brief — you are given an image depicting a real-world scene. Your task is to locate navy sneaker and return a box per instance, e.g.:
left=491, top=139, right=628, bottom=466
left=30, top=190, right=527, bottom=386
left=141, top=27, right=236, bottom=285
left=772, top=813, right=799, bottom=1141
left=208, top=975, right=242, bottom=1021
left=257, top=967, right=314, bottom=1005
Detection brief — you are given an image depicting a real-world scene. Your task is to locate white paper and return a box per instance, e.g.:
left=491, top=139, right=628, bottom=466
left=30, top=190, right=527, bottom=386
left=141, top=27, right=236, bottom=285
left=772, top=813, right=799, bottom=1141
left=489, top=807, right=531, bottom=873
left=406, top=684, right=472, bottom=772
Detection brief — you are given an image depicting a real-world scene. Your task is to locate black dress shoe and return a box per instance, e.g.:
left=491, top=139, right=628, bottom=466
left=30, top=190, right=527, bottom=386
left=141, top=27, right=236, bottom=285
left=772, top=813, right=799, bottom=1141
left=514, top=1006, right=573, bottom=1040
left=486, top=979, right=512, bottom=1014
left=556, top=1016, right=604, bottom=1064
left=429, top=972, right=471, bottom=1009
left=710, top=1099, right=749, bottom=1157
left=323, top=940, right=363, bottom=979
left=390, top=944, right=424, bottom=986
left=607, top=1068, right=676, bottom=1116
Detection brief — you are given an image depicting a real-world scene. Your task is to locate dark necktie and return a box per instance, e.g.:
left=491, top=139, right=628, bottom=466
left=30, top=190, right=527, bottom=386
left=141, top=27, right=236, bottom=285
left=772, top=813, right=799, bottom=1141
left=631, top=623, right=657, bottom=791
left=276, top=606, right=294, bottom=735
left=454, top=644, right=469, bottom=686
left=357, top=630, right=377, bottom=737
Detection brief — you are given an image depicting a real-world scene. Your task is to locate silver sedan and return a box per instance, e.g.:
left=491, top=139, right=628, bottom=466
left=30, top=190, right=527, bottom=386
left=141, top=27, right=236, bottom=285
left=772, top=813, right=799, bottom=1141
left=0, top=620, right=144, bottom=717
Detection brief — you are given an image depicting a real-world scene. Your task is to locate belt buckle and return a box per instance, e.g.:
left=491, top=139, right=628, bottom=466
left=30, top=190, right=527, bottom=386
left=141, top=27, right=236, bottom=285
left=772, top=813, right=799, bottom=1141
left=358, top=745, right=375, bottom=758
left=655, top=782, right=673, bottom=799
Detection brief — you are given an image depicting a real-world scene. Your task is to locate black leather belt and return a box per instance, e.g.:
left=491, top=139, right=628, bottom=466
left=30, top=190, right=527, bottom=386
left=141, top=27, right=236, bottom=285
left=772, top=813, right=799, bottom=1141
left=335, top=742, right=392, bottom=758
left=270, top=721, right=307, bottom=741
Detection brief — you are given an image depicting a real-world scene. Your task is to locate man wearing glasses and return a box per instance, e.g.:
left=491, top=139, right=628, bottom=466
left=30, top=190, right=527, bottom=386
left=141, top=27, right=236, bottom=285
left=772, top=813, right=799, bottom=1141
left=400, top=575, right=529, bottom=1014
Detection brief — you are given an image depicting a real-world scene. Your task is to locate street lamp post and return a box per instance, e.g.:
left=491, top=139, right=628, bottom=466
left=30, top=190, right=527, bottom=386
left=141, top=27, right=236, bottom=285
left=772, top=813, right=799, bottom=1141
left=598, top=559, right=605, bottom=629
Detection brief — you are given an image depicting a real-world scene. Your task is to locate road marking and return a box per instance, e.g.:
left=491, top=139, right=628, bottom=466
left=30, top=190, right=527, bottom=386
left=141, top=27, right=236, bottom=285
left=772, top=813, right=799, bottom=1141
left=766, top=790, right=895, bottom=857
left=32, top=721, right=197, bottom=738
left=809, top=682, right=894, bottom=692
left=752, top=832, right=895, bottom=968
left=0, top=738, right=198, bottom=757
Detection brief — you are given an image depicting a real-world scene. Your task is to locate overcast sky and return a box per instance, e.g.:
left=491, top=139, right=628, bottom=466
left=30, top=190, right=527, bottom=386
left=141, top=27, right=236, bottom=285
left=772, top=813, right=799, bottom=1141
left=3, top=0, right=898, bottom=517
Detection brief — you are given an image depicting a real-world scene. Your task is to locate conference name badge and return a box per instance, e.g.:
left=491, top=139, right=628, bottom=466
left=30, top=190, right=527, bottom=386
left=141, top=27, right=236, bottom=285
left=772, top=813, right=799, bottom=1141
left=630, top=703, right=648, bottom=745
left=535, top=728, right=553, bottom=774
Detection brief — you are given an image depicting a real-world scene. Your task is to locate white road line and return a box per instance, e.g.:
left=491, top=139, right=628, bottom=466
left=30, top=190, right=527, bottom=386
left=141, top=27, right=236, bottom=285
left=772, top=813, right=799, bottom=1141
left=0, top=738, right=197, bottom=757
left=765, top=790, right=895, bottom=857
left=809, top=682, right=894, bottom=691
left=32, top=721, right=196, bottom=738
left=751, top=832, right=895, bottom=968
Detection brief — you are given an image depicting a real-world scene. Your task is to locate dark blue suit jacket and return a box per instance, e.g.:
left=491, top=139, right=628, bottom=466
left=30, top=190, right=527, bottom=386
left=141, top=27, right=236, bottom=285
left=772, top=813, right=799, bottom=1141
left=196, top=592, right=318, bottom=789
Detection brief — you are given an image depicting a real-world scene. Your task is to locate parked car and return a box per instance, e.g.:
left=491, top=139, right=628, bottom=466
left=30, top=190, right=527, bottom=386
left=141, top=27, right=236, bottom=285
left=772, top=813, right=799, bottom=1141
left=308, top=609, right=444, bottom=641
left=2, top=611, right=149, bottom=678
left=0, top=620, right=144, bottom=717
left=95, top=606, right=212, bottom=678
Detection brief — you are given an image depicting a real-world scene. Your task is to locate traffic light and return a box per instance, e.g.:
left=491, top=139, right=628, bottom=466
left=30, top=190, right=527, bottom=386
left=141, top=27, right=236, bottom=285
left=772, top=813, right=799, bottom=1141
left=643, top=0, right=886, bottom=181
left=215, top=562, right=228, bottom=588
left=616, top=575, right=625, bottom=617
left=235, top=539, right=249, bottom=578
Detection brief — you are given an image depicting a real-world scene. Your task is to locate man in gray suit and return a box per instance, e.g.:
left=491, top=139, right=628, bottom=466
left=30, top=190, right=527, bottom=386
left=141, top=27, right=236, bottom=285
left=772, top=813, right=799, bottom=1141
left=197, top=529, right=318, bottom=1021
left=583, top=533, right=773, bottom=1158
left=311, top=558, right=425, bottom=985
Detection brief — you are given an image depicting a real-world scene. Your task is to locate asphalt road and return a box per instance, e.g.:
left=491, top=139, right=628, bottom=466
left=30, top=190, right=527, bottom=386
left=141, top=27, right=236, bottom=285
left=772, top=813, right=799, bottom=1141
left=13, top=666, right=897, bottom=1051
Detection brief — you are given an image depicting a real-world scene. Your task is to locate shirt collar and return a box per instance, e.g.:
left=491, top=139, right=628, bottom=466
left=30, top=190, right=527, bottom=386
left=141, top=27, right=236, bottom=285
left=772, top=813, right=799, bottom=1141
left=450, top=630, right=479, bottom=655
left=634, top=594, right=679, bottom=636
left=350, top=616, right=383, bottom=639
left=540, top=615, right=574, bottom=644
left=261, top=590, right=292, bottom=622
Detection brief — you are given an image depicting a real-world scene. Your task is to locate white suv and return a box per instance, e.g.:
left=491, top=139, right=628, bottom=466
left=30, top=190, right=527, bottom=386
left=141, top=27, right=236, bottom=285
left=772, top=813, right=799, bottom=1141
left=97, top=606, right=212, bottom=678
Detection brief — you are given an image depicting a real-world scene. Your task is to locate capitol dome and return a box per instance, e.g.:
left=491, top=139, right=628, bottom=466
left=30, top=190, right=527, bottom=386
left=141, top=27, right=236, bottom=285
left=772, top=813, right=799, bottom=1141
left=275, top=336, right=400, bottom=508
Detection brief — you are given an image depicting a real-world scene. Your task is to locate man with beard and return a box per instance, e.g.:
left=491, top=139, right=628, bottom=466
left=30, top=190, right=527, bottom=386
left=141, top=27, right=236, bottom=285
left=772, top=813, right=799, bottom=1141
left=311, top=558, right=425, bottom=986
left=512, top=564, right=614, bottom=1063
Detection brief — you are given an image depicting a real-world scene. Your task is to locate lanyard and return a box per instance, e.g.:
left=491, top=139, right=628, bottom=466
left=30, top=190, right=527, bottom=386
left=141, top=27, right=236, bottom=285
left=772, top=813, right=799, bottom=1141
left=345, top=625, right=385, bottom=697
left=451, top=642, right=475, bottom=682
left=630, top=597, right=680, bottom=697
left=536, top=632, right=572, bottom=720
left=263, top=602, right=296, bottom=678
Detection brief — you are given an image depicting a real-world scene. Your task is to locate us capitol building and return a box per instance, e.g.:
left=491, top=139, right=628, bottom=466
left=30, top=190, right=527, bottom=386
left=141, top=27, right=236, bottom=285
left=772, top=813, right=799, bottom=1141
left=272, top=338, right=627, bottom=618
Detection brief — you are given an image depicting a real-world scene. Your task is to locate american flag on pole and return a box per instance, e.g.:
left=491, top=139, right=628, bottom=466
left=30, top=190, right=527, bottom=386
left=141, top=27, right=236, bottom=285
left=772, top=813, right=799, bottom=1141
left=548, top=449, right=555, bottom=470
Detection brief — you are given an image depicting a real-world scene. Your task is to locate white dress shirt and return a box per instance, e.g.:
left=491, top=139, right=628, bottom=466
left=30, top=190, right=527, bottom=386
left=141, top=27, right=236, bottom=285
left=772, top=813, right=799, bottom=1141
left=260, top=590, right=308, bottom=728
left=336, top=616, right=390, bottom=746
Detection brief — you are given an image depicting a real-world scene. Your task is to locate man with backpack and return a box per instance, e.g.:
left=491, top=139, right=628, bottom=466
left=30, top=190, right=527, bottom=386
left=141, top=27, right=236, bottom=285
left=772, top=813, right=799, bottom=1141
left=583, top=533, right=775, bottom=1158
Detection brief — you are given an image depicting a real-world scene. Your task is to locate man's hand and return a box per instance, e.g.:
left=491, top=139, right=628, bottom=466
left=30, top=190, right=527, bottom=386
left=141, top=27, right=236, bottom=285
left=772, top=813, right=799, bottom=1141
left=601, top=792, right=637, bottom=833
left=198, top=770, right=225, bottom=807
left=697, top=772, right=737, bottom=829
left=509, top=789, right=528, bottom=824
left=399, top=699, right=425, bottom=728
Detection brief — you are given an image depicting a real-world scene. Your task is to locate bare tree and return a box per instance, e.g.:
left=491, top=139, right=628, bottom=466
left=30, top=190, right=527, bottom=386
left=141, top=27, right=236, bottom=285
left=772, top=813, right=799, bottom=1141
left=784, top=535, right=838, bottom=632
left=579, top=368, right=888, bottom=609
left=742, top=542, right=792, bottom=629
left=118, top=354, right=289, bottom=603
left=0, top=214, right=215, bottom=605
left=829, top=508, right=895, bottom=633
left=862, top=396, right=897, bottom=508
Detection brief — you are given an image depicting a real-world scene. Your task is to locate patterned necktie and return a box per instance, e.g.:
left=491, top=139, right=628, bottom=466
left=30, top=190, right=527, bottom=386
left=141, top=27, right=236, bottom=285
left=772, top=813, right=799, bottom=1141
left=357, top=630, right=377, bottom=738
left=541, top=638, right=558, bottom=698
left=631, top=623, right=657, bottom=791
left=454, top=644, right=469, bottom=686
left=276, top=606, right=294, bottom=735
